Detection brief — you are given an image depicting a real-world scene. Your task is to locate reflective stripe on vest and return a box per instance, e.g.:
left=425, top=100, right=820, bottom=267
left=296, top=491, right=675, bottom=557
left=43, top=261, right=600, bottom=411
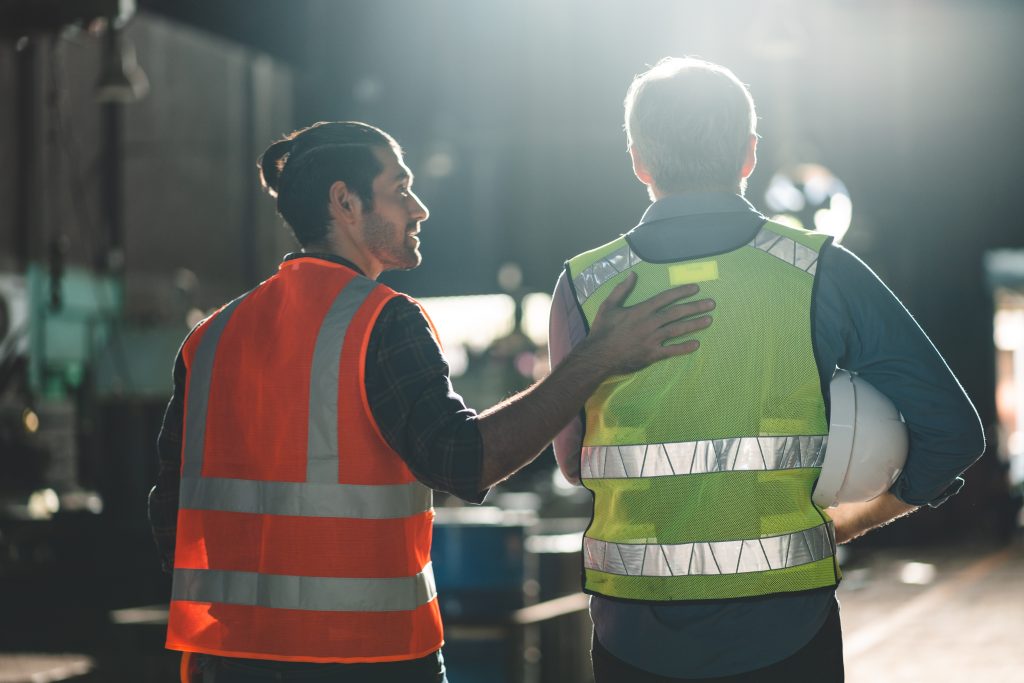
left=584, top=523, right=835, bottom=577
left=571, top=226, right=820, bottom=307
left=178, top=477, right=431, bottom=518
left=581, top=436, right=827, bottom=479
left=172, top=562, right=437, bottom=612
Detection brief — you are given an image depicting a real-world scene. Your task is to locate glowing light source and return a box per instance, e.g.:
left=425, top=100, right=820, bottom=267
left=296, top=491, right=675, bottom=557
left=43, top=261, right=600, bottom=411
left=418, top=294, right=516, bottom=353
left=765, top=163, right=853, bottom=243
left=27, top=488, right=60, bottom=520
left=22, top=407, right=39, bottom=434
left=898, top=561, right=937, bottom=586
left=521, top=292, right=552, bottom=347
left=424, top=151, right=455, bottom=179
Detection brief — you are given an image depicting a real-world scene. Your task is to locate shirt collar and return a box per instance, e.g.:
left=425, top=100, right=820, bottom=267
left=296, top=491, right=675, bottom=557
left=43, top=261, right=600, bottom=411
left=638, top=192, right=762, bottom=226
left=281, top=251, right=366, bottom=276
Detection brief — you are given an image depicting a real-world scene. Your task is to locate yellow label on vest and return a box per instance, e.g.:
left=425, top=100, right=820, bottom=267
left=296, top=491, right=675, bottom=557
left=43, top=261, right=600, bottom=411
left=669, top=261, right=719, bottom=285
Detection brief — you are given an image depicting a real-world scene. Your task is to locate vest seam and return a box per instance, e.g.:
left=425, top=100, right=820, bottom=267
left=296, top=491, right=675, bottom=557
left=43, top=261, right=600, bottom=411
left=357, top=285, right=403, bottom=455
left=807, top=237, right=841, bottom=587
left=581, top=433, right=829, bottom=448
left=581, top=583, right=837, bottom=607
left=583, top=519, right=833, bottom=545
left=623, top=215, right=767, bottom=264
left=564, top=259, right=593, bottom=596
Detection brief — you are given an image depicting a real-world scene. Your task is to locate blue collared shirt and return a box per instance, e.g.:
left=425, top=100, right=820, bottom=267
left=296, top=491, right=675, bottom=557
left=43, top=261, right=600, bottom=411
left=548, top=192, right=984, bottom=677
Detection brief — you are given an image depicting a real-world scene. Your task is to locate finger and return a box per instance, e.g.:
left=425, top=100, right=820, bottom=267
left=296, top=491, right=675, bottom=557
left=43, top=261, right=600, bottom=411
left=633, top=282, right=701, bottom=313
left=658, top=315, right=713, bottom=340
left=598, top=271, right=638, bottom=312
left=654, top=338, right=701, bottom=360
left=656, top=298, right=716, bottom=324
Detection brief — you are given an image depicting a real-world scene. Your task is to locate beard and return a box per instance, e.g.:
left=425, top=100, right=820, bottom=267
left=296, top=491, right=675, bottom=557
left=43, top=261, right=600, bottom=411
left=363, top=211, right=421, bottom=272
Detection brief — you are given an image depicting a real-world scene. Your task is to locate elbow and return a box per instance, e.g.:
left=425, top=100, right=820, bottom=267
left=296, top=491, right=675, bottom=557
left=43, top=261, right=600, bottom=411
left=561, top=470, right=582, bottom=487
left=963, top=410, right=987, bottom=465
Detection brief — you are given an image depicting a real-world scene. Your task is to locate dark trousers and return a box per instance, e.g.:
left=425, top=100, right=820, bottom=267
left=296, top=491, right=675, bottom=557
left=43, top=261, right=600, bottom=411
left=194, top=650, right=447, bottom=683
left=592, top=602, right=844, bottom=682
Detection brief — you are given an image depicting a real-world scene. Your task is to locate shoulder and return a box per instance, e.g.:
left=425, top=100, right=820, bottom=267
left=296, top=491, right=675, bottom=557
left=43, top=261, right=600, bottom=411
left=763, top=220, right=830, bottom=247
left=566, top=235, right=630, bottom=274
left=368, top=294, right=441, bottom=357
left=376, top=293, right=432, bottom=328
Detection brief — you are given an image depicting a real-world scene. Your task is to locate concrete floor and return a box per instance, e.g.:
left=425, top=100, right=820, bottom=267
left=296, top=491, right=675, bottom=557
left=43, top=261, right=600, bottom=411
left=1, top=539, right=1021, bottom=682
left=839, top=539, right=1024, bottom=682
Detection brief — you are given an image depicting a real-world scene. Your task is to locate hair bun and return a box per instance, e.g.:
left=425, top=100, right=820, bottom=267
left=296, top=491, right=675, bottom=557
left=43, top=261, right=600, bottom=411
left=257, top=138, right=296, bottom=197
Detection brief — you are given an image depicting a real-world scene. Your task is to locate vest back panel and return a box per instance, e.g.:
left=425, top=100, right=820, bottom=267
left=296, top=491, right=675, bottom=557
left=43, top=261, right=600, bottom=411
left=169, top=257, right=442, bottom=662
left=566, top=222, right=839, bottom=603
left=569, top=223, right=830, bottom=446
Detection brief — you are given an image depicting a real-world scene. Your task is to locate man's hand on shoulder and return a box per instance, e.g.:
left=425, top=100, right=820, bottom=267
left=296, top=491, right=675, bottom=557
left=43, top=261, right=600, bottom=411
left=581, top=272, right=715, bottom=375
left=476, top=272, right=715, bottom=488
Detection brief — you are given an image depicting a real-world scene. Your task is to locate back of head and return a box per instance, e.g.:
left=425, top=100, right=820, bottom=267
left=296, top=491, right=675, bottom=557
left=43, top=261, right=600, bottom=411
left=257, top=121, right=398, bottom=247
left=624, top=57, right=757, bottom=195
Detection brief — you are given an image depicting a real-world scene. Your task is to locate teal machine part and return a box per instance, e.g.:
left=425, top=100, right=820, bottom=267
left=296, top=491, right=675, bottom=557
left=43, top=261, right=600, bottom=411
left=26, top=264, right=120, bottom=399
left=25, top=264, right=187, bottom=399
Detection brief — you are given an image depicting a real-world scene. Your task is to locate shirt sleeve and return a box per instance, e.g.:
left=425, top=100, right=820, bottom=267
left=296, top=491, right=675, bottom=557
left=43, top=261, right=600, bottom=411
left=365, top=296, right=488, bottom=503
left=549, top=269, right=589, bottom=485
left=148, top=342, right=189, bottom=574
left=813, top=243, right=986, bottom=507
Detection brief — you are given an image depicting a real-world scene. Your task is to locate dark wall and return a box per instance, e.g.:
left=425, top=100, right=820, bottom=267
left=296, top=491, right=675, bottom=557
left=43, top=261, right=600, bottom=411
left=0, top=47, right=16, bottom=270
left=0, top=14, right=295, bottom=319
left=284, top=0, right=1022, bottom=531
left=4, top=0, right=1018, bottom=536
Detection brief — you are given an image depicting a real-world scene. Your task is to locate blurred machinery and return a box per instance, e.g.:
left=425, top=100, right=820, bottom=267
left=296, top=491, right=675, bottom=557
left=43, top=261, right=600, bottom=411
left=0, top=266, right=111, bottom=524
left=987, top=250, right=1024, bottom=525
left=764, top=163, right=853, bottom=244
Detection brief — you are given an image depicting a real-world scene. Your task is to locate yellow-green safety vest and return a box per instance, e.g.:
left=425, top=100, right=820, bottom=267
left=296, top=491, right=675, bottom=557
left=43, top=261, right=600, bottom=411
left=566, top=220, right=840, bottom=602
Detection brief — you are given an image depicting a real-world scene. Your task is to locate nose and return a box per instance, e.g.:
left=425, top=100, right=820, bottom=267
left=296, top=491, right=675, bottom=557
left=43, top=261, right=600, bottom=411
left=409, top=191, right=429, bottom=222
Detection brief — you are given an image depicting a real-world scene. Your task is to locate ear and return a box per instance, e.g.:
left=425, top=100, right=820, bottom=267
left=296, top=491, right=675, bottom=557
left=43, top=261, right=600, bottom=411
left=629, top=145, right=654, bottom=187
left=740, top=134, right=758, bottom=180
left=327, top=180, right=362, bottom=227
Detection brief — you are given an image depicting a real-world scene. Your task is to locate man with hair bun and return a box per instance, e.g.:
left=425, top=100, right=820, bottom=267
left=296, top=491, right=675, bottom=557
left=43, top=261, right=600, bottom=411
left=550, top=57, right=984, bottom=681
left=149, top=120, right=716, bottom=681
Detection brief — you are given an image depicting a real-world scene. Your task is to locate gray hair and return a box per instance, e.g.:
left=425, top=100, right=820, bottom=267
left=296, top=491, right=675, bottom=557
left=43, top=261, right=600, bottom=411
left=624, top=57, right=757, bottom=194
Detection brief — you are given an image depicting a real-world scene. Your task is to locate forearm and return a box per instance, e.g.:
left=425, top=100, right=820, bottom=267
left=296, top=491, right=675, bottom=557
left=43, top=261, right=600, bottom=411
left=827, top=492, right=919, bottom=544
left=476, top=337, right=609, bottom=489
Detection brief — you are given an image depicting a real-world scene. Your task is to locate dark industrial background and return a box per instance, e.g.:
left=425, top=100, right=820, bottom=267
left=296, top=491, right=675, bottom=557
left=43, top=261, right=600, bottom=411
left=1, top=1, right=1022, bottom=681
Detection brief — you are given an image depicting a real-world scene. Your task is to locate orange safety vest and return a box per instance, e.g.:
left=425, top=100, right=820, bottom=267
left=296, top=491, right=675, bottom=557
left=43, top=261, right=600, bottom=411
left=165, top=256, right=443, bottom=663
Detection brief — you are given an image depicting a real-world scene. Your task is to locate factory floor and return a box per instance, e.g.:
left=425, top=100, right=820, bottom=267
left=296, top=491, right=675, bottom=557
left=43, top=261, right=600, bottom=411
left=0, top=538, right=1021, bottom=682
left=838, top=538, right=1024, bottom=683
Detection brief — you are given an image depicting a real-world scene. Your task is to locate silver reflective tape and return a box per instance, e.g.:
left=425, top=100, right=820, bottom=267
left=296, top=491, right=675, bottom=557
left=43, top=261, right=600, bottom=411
left=182, top=294, right=250, bottom=479
left=572, top=245, right=641, bottom=304
left=584, top=524, right=834, bottom=577
left=581, top=436, right=827, bottom=480
left=306, top=276, right=378, bottom=483
left=748, top=229, right=819, bottom=275
left=172, top=562, right=437, bottom=612
left=179, top=477, right=432, bottom=519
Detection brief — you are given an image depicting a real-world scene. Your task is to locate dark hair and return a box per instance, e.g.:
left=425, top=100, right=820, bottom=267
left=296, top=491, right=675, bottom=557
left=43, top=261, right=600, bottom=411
left=257, top=121, right=397, bottom=247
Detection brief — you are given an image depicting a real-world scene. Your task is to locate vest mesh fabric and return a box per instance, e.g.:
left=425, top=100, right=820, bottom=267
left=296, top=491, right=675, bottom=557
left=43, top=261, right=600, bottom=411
left=167, top=258, right=443, bottom=662
left=568, top=222, right=839, bottom=602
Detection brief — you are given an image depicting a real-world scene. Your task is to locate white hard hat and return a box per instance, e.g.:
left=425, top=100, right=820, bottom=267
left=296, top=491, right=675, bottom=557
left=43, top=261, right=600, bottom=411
left=812, top=370, right=909, bottom=508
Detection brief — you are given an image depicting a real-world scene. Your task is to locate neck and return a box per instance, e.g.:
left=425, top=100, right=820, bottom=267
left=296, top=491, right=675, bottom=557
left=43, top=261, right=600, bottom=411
left=649, top=184, right=744, bottom=201
left=301, top=242, right=380, bottom=280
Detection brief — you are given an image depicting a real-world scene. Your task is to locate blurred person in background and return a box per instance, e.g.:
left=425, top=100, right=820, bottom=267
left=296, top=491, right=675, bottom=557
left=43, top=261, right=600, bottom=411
left=148, top=121, right=715, bottom=682
left=549, top=57, right=985, bottom=682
